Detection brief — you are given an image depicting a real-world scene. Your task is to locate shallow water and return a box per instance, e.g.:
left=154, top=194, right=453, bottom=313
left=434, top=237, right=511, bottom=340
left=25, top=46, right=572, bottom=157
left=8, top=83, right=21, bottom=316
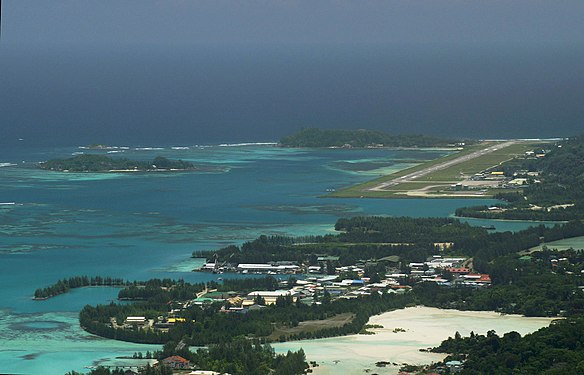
left=273, top=307, right=555, bottom=375
left=0, top=145, right=554, bottom=372
left=529, top=235, right=584, bottom=252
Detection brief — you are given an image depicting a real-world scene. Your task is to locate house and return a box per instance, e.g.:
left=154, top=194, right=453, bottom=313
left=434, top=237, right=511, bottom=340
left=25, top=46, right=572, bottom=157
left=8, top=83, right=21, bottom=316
left=161, top=355, right=191, bottom=369
left=236, top=263, right=300, bottom=274
left=307, top=266, right=322, bottom=273
left=124, top=316, right=147, bottom=326
left=317, top=256, right=340, bottom=262
left=246, top=290, right=296, bottom=305
left=447, top=267, right=470, bottom=275
left=167, top=317, right=187, bottom=324
left=446, top=360, right=463, bottom=372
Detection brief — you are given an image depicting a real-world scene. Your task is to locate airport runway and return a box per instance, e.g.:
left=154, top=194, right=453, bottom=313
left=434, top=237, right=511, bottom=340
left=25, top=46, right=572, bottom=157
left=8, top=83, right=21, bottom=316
left=369, top=141, right=516, bottom=191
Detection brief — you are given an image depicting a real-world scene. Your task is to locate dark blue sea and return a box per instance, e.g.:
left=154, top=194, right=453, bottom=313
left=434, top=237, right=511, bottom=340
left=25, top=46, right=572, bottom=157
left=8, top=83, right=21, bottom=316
left=1, top=43, right=583, bottom=148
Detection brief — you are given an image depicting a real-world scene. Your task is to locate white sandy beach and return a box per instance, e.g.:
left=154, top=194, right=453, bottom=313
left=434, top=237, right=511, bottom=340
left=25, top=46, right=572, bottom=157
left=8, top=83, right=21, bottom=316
left=273, top=306, right=556, bottom=375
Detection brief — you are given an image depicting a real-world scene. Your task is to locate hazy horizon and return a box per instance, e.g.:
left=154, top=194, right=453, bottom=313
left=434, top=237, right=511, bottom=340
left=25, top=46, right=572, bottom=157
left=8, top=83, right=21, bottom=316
left=1, top=1, right=583, bottom=146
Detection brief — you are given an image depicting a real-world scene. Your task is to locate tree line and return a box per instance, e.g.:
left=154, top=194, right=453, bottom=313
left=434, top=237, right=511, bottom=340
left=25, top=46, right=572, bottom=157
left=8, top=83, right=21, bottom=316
left=431, top=316, right=584, bottom=374
left=279, top=128, right=459, bottom=148
left=33, top=276, right=129, bottom=299
left=197, top=216, right=584, bottom=275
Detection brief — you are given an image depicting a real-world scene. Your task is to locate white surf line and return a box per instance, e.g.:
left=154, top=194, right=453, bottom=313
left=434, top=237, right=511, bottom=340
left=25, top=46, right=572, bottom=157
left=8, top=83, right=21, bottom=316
left=369, top=140, right=517, bottom=192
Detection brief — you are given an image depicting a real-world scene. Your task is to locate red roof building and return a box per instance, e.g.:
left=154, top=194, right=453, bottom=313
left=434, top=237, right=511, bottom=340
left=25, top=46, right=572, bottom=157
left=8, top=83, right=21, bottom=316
left=478, top=274, right=492, bottom=283
left=161, top=355, right=191, bottom=369
left=447, top=267, right=470, bottom=274
left=463, top=273, right=492, bottom=284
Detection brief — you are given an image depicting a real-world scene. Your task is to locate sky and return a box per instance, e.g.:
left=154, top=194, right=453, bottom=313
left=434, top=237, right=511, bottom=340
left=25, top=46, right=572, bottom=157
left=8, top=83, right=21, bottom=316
left=3, top=1, right=584, bottom=47
left=1, top=1, right=583, bottom=146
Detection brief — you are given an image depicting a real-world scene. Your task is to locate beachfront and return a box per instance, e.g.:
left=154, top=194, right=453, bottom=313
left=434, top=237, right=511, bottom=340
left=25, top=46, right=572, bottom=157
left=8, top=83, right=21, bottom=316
left=274, top=306, right=555, bottom=375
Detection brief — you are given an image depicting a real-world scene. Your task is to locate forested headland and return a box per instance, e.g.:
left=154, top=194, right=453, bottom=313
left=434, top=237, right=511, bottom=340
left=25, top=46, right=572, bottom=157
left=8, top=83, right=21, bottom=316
left=67, top=337, right=308, bottom=375
left=430, top=316, right=584, bottom=374
left=279, top=128, right=460, bottom=148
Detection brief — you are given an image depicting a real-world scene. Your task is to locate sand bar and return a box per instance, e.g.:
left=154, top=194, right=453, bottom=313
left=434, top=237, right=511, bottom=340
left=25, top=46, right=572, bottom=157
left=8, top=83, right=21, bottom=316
left=273, top=306, right=555, bottom=375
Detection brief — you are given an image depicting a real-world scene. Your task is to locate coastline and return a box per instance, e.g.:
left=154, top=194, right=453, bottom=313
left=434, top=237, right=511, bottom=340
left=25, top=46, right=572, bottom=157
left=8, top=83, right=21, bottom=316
left=273, top=306, right=555, bottom=375
left=453, top=215, right=567, bottom=224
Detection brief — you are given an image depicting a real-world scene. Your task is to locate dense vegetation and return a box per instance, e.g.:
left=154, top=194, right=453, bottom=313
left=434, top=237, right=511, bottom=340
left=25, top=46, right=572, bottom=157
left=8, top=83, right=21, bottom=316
left=40, top=154, right=196, bottom=172
left=197, top=217, right=488, bottom=267
left=432, top=317, right=584, bottom=374
left=66, top=365, right=172, bottom=375
left=416, top=248, right=584, bottom=316
left=66, top=338, right=308, bottom=375
left=279, top=128, right=458, bottom=148
left=456, top=135, right=584, bottom=220
left=79, top=277, right=416, bottom=345
left=185, top=338, right=308, bottom=375
left=334, top=216, right=486, bottom=243
left=200, top=216, right=584, bottom=274
left=33, top=276, right=128, bottom=299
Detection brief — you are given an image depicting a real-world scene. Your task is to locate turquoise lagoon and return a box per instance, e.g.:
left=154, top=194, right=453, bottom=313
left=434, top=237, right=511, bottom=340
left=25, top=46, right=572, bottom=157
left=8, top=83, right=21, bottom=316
left=528, top=235, right=584, bottom=252
left=0, top=145, right=556, bottom=373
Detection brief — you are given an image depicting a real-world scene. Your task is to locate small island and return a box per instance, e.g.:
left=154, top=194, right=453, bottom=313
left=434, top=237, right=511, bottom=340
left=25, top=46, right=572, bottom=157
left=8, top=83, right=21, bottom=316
left=279, top=128, right=461, bottom=148
left=40, top=154, right=210, bottom=173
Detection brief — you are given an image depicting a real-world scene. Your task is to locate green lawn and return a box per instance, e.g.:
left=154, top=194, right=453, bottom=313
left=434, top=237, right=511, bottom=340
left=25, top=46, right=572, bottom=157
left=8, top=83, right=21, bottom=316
left=268, top=312, right=355, bottom=341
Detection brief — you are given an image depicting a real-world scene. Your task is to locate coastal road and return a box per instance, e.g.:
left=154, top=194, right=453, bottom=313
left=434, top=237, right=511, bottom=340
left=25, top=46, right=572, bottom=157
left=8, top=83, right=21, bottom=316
left=369, top=140, right=517, bottom=191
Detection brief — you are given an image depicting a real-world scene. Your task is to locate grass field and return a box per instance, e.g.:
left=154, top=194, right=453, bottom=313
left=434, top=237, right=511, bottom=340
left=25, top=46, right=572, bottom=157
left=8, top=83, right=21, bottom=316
left=329, top=140, right=545, bottom=199
left=268, top=312, right=355, bottom=341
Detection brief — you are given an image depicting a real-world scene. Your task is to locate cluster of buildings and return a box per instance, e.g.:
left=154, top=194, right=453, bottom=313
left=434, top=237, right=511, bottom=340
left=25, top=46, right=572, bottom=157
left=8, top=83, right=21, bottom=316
left=452, top=146, right=550, bottom=194
left=408, top=256, right=492, bottom=288
left=453, top=168, right=539, bottom=192
left=197, top=256, right=490, bottom=315
left=96, top=355, right=225, bottom=375
left=199, top=261, right=301, bottom=275
left=195, top=255, right=492, bottom=316
left=116, top=255, right=490, bottom=336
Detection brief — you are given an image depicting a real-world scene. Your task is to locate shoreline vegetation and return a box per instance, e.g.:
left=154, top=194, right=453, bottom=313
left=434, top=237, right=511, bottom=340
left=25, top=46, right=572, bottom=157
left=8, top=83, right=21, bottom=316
left=39, top=154, right=223, bottom=173
left=278, top=128, right=463, bottom=148
left=33, top=276, right=130, bottom=300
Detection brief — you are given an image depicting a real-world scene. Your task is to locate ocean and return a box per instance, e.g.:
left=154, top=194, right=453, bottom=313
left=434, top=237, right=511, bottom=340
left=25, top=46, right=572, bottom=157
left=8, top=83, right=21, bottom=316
left=0, top=143, right=558, bottom=373
left=1, top=43, right=583, bottom=148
